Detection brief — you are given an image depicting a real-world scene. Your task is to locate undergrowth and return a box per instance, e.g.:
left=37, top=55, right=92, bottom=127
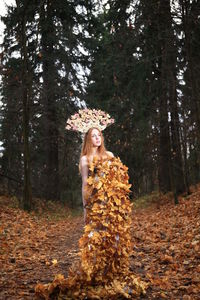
left=0, top=194, right=83, bottom=221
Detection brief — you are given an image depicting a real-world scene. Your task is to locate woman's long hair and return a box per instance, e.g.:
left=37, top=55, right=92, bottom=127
left=79, top=127, right=109, bottom=168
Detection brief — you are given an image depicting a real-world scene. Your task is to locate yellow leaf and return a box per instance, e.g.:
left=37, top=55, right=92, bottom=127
left=117, top=215, right=123, bottom=222
left=113, top=196, right=121, bottom=205
left=96, top=181, right=103, bottom=189
left=87, top=177, right=93, bottom=185
left=52, top=259, right=58, bottom=265
left=84, top=224, right=92, bottom=232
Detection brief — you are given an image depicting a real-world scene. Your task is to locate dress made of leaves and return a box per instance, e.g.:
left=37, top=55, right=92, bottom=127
left=35, top=157, right=147, bottom=299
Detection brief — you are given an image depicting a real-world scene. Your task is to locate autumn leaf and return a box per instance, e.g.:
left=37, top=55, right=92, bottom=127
left=52, top=259, right=58, bottom=266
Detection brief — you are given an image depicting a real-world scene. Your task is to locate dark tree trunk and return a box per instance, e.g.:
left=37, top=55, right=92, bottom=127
left=180, top=122, right=190, bottom=195
left=158, top=0, right=186, bottom=198
left=170, top=87, right=185, bottom=195
left=40, top=0, right=60, bottom=200
left=157, top=1, right=172, bottom=193
left=17, top=0, right=32, bottom=210
left=158, top=90, right=172, bottom=193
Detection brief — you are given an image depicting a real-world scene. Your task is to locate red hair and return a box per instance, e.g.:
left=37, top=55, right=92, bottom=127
left=79, top=127, right=109, bottom=166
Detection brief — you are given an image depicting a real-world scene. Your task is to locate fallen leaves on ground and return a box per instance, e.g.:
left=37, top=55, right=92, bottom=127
left=131, top=186, right=200, bottom=299
left=0, top=184, right=200, bottom=299
left=0, top=196, right=82, bottom=299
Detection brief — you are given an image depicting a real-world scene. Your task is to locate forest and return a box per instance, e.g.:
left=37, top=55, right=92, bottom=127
left=0, top=0, right=200, bottom=299
left=0, top=0, right=200, bottom=208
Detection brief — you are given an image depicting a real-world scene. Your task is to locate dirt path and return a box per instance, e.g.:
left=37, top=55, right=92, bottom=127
left=0, top=191, right=200, bottom=299
left=0, top=207, right=83, bottom=300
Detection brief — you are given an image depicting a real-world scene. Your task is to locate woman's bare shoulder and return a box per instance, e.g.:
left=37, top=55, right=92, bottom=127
left=80, top=155, right=88, bottom=166
left=106, top=151, right=114, bottom=158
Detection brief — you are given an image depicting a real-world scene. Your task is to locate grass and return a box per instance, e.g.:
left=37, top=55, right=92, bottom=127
left=0, top=194, right=83, bottom=221
left=133, top=191, right=161, bottom=209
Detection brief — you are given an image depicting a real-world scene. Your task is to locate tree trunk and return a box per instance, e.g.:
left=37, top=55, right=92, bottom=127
left=158, top=0, right=186, bottom=198
left=180, top=121, right=190, bottom=195
left=157, top=0, right=172, bottom=193
left=18, top=1, right=32, bottom=210
left=158, top=90, right=172, bottom=193
left=40, top=0, right=60, bottom=200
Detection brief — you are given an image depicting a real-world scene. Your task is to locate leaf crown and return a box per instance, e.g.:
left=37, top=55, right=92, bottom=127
left=65, top=108, right=115, bottom=133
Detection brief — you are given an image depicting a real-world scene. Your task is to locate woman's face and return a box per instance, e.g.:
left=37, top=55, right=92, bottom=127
left=91, top=128, right=102, bottom=147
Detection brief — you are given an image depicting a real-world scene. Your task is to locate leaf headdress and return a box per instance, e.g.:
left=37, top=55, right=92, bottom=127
left=65, top=108, right=115, bottom=133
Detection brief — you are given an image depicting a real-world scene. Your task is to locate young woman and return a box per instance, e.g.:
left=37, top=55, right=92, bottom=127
left=36, top=111, right=146, bottom=299
left=72, top=126, right=146, bottom=298
left=79, top=127, right=113, bottom=222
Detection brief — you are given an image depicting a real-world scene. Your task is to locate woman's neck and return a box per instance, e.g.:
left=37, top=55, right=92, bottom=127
left=91, top=147, right=99, bottom=157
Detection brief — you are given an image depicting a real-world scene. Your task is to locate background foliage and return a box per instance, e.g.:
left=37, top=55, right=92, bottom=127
left=0, top=0, right=200, bottom=208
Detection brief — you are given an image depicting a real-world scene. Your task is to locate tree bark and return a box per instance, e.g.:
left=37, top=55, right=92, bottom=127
left=17, top=0, right=33, bottom=210
left=157, top=1, right=172, bottom=194
left=158, top=0, right=186, bottom=198
left=40, top=0, right=60, bottom=200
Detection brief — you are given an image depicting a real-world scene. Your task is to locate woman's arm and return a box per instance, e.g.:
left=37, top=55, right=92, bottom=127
left=80, top=156, right=88, bottom=222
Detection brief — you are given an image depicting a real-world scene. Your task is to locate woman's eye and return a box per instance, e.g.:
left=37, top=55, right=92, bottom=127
left=92, top=133, right=100, bottom=138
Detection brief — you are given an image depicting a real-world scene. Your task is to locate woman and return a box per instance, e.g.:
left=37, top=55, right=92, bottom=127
left=35, top=110, right=147, bottom=299
left=70, top=126, right=147, bottom=298
left=79, top=127, right=113, bottom=222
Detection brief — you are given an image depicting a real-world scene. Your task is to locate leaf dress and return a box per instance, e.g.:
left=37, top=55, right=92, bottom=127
left=35, top=157, right=147, bottom=299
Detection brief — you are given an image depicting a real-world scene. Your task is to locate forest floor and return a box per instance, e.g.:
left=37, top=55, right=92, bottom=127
left=0, top=186, right=200, bottom=300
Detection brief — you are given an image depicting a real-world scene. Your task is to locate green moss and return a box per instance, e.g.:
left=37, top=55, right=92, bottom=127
left=133, top=191, right=161, bottom=209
